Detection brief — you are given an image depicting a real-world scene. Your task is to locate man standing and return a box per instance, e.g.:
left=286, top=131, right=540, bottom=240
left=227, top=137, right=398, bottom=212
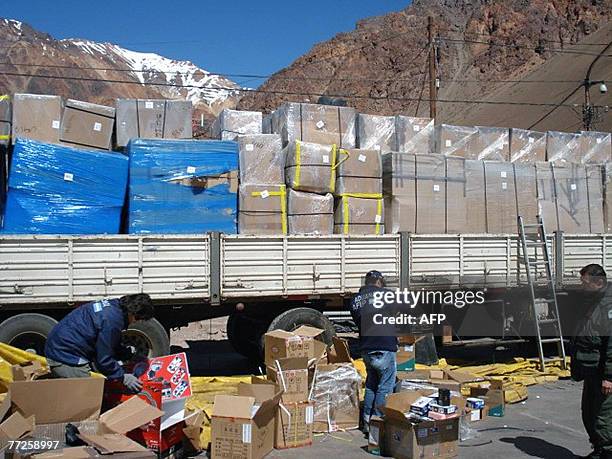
left=349, top=270, right=398, bottom=434
left=45, top=293, right=155, bottom=392
left=572, top=264, right=612, bottom=459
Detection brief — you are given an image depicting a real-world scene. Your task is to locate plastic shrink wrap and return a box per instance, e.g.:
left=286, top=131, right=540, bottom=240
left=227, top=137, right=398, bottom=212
left=335, top=148, right=382, bottom=195
left=395, top=116, right=434, bottom=154
left=509, top=129, right=546, bottom=163
left=211, top=108, right=262, bottom=141
left=287, top=189, right=333, bottom=235
left=284, top=141, right=337, bottom=194
left=238, top=184, right=286, bottom=235
left=237, top=134, right=284, bottom=185
left=3, top=139, right=128, bottom=234
left=127, top=139, right=238, bottom=234
left=334, top=195, right=384, bottom=235
left=546, top=131, right=582, bottom=164
left=312, top=364, right=361, bottom=432
left=580, top=131, right=611, bottom=164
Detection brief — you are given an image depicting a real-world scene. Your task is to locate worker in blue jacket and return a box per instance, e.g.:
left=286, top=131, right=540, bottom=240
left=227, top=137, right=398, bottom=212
left=45, top=293, right=154, bottom=392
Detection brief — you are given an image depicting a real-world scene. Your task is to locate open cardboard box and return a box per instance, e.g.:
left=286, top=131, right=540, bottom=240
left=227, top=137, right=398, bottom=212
left=264, top=326, right=327, bottom=366
left=382, top=391, right=460, bottom=459
left=266, top=357, right=311, bottom=404
left=211, top=381, right=282, bottom=459
left=398, top=368, right=483, bottom=392
left=470, top=380, right=506, bottom=417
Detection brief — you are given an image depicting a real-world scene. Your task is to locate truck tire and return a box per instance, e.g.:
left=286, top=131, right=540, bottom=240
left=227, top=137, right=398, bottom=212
left=227, top=313, right=269, bottom=360
left=267, top=307, right=336, bottom=346
left=124, top=319, right=170, bottom=358
left=0, top=313, right=58, bottom=355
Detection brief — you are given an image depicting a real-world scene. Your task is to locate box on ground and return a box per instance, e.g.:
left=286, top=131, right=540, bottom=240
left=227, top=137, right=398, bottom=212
left=266, top=357, right=310, bottom=404
left=397, top=336, right=417, bottom=371
left=275, top=401, right=314, bottom=449
left=264, top=325, right=326, bottom=366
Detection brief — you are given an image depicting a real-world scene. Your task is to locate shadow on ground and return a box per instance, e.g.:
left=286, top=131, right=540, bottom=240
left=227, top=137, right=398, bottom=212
left=171, top=339, right=264, bottom=376
left=499, top=436, right=578, bottom=458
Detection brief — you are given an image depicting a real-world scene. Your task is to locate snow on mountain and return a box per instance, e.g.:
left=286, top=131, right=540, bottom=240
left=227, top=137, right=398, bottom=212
left=60, top=38, right=242, bottom=107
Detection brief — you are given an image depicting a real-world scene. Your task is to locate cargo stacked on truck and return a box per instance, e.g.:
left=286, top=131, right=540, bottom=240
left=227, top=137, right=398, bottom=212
left=0, top=94, right=610, bottom=358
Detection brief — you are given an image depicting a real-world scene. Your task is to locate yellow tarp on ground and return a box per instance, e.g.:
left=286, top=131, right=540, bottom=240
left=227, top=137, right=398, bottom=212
left=0, top=344, right=571, bottom=450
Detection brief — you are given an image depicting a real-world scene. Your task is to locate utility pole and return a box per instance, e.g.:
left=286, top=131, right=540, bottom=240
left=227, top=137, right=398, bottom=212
left=427, top=16, right=437, bottom=119
left=582, top=41, right=611, bottom=131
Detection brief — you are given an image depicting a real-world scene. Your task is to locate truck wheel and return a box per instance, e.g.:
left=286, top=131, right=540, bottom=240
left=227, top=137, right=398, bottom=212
left=267, top=307, right=336, bottom=346
left=227, top=313, right=268, bottom=360
left=124, top=319, right=170, bottom=358
left=0, top=313, right=58, bottom=355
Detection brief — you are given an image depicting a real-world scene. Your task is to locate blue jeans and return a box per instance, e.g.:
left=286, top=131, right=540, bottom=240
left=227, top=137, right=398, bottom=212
left=362, top=350, right=397, bottom=425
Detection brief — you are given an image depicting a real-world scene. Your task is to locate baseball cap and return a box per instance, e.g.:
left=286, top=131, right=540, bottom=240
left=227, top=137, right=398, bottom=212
left=365, top=270, right=386, bottom=285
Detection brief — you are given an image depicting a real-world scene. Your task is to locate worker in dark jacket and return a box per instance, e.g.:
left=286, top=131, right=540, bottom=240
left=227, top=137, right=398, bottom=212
left=350, top=270, right=398, bottom=433
left=572, top=264, right=612, bottom=459
left=45, top=294, right=154, bottom=392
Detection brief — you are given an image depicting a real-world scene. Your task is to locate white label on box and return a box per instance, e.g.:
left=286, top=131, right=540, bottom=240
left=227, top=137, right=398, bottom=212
left=403, top=345, right=414, bottom=352
left=93, top=122, right=102, bottom=132
left=374, top=144, right=381, bottom=151
left=502, top=182, right=507, bottom=190
left=470, top=410, right=481, bottom=421
left=597, top=138, right=602, bottom=144
left=433, top=184, right=440, bottom=192
left=260, top=190, right=270, bottom=199
left=316, top=120, right=325, bottom=129
left=413, top=125, right=420, bottom=132
left=529, top=137, right=535, bottom=143
left=417, top=428, right=428, bottom=439
left=63, top=172, right=74, bottom=182
left=242, top=424, right=252, bottom=444
left=145, top=101, right=154, bottom=109
left=571, top=183, right=577, bottom=191
left=445, top=139, right=452, bottom=147
left=305, top=406, right=314, bottom=424
left=375, top=214, right=382, bottom=224
left=186, top=166, right=196, bottom=174
left=322, top=155, right=330, bottom=164
left=245, top=143, right=254, bottom=151
left=52, top=120, right=60, bottom=129
left=501, top=171, right=507, bottom=178
left=358, top=154, right=367, bottom=163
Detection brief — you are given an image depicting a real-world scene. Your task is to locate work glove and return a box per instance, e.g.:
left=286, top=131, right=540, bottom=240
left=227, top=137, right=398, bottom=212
left=123, top=373, right=143, bottom=392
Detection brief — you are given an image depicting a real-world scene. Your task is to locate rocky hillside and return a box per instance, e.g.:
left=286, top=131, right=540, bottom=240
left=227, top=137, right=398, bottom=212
left=239, top=0, right=612, bottom=131
left=0, top=19, right=242, bottom=121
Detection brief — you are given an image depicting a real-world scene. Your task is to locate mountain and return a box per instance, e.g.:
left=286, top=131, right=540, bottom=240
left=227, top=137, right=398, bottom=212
left=0, top=18, right=242, bottom=123
left=239, top=0, right=612, bottom=132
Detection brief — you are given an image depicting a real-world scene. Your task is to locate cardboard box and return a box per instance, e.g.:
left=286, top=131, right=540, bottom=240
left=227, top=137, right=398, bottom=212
left=367, top=416, right=385, bottom=455
left=182, top=409, right=207, bottom=453
left=547, top=131, right=582, bottom=164
left=0, top=95, right=11, bottom=146
left=284, top=141, right=337, bottom=194
left=581, top=131, right=611, bottom=164
left=311, top=363, right=360, bottom=432
left=238, top=184, right=287, bottom=235
left=464, top=160, right=487, bottom=233
left=274, top=401, right=314, bottom=449
left=237, top=134, right=284, bottom=185
left=335, top=148, right=382, bottom=195
left=398, top=369, right=481, bottom=392
left=211, top=384, right=281, bottom=459
left=384, top=196, right=416, bottom=234
left=510, top=128, right=546, bottom=163
left=357, top=114, right=396, bottom=152
left=484, top=161, right=518, bottom=233
left=383, top=392, right=459, bottom=459
left=471, top=126, right=509, bottom=161
left=273, top=102, right=356, bottom=148
left=287, top=189, right=333, bottom=235
left=605, top=164, right=612, bottom=233
left=586, top=165, right=605, bottom=233
left=12, top=94, right=63, bottom=145
left=334, top=196, right=384, bottom=235
left=436, top=124, right=477, bottom=157
left=266, top=357, right=310, bottom=404
left=446, top=156, right=467, bottom=234
left=416, top=155, right=445, bottom=233
left=552, top=163, right=589, bottom=234
left=60, top=99, right=115, bottom=150
left=212, top=109, right=262, bottom=140
left=513, top=163, right=538, bottom=227
left=396, top=116, right=434, bottom=155
left=535, top=161, right=559, bottom=232
left=470, top=382, right=505, bottom=417
left=115, top=99, right=193, bottom=147
left=11, top=361, right=49, bottom=381
left=382, top=152, right=416, bottom=233
left=264, top=326, right=326, bottom=366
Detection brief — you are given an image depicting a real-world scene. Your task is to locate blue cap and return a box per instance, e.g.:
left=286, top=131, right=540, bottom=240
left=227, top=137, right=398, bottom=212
left=365, top=270, right=385, bottom=285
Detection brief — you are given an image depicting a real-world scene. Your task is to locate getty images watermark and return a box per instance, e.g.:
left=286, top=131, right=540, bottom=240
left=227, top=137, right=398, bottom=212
left=359, top=288, right=486, bottom=336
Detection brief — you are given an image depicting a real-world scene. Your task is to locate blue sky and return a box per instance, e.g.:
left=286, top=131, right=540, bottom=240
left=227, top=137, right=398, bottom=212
left=4, top=1, right=407, bottom=85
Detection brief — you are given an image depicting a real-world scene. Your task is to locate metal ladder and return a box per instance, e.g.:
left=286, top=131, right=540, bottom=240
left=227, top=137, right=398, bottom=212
left=517, top=215, right=567, bottom=371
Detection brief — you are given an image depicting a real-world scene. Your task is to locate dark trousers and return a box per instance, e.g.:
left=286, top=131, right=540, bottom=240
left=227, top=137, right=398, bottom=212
left=582, top=377, right=612, bottom=453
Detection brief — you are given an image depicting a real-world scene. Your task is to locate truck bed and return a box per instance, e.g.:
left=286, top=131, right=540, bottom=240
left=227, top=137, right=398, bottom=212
left=0, top=233, right=609, bottom=307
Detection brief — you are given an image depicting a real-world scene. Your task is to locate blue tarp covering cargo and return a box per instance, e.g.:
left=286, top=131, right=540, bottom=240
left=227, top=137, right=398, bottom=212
left=2, top=139, right=128, bottom=234
left=127, top=139, right=238, bottom=234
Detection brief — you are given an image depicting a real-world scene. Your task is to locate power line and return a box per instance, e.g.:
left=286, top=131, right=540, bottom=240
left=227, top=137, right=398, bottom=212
left=0, top=68, right=604, bottom=110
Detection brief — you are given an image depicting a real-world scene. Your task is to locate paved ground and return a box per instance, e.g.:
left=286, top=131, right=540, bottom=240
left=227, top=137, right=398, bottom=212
left=172, top=320, right=592, bottom=458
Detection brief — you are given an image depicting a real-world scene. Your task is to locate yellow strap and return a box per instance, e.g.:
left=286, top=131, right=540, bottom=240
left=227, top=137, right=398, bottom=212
left=251, top=185, right=287, bottom=235
left=329, top=144, right=338, bottom=193
left=338, top=193, right=383, bottom=199
left=0, top=135, right=9, bottom=140
left=0, top=95, right=9, bottom=101
left=375, top=198, right=382, bottom=235
left=293, top=141, right=301, bottom=188
left=343, top=196, right=349, bottom=235
left=333, top=148, right=350, bottom=170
